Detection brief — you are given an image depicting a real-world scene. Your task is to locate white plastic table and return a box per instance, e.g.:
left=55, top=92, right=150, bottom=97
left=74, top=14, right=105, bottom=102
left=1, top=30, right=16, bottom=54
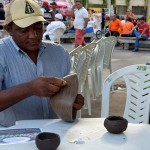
left=0, top=118, right=150, bottom=150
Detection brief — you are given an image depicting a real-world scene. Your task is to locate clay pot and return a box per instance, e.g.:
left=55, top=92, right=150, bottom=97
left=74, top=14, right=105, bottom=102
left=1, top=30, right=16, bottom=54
left=51, top=73, right=78, bottom=122
left=104, top=116, right=128, bottom=134
left=35, top=132, right=60, bottom=150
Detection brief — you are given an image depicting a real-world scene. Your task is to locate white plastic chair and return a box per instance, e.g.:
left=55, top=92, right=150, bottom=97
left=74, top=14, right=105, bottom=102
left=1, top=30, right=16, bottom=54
left=52, top=28, right=65, bottom=43
left=43, top=28, right=64, bottom=44
left=96, top=36, right=117, bottom=96
left=78, top=43, right=96, bottom=116
left=101, top=64, right=150, bottom=124
left=70, top=43, right=96, bottom=116
left=69, top=45, right=83, bottom=73
left=88, top=38, right=105, bottom=99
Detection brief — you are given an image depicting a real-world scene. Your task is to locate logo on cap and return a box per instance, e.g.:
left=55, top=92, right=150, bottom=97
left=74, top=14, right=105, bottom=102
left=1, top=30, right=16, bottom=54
left=25, top=1, right=35, bottom=14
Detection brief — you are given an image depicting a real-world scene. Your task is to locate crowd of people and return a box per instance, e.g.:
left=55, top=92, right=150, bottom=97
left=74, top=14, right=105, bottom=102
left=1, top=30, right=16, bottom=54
left=1, top=1, right=150, bottom=50
left=101, top=9, right=150, bottom=52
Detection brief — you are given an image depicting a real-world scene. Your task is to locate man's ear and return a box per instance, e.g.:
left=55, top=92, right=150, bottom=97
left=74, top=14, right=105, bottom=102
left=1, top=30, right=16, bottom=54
left=3, top=25, right=12, bottom=36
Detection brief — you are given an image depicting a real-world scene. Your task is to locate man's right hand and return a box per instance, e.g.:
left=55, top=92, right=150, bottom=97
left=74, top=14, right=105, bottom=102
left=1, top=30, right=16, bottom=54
left=29, top=77, right=67, bottom=97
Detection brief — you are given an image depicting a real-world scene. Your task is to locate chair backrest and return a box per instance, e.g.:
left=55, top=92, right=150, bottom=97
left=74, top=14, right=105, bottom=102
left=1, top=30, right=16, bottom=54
left=53, top=28, right=65, bottom=43
left=101, top=64, right=150, bottom=124
left=69, top=45, right=82, bottom=73
left=94, top=38, right=106, bottom=68
left=103, top=36, right=117, bottom=72
left=78, top=43, right=96, bottom=90
left=89, top=38, right=104, bottom=69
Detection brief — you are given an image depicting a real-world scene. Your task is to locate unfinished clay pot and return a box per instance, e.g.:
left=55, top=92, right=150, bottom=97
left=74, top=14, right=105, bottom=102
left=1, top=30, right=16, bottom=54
left=51, top=73, right=78, bottom=122
left=104, top=116, right=128, bottom=134
left=35, top=132, right=60, bottom=150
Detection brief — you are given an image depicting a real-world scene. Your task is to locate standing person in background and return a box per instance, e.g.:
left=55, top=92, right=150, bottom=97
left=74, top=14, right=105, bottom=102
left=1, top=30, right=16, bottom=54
left=101, top=9, right=105, bottom=33
left=0, top=3, right=5, bottom=30
left=50, top=2, right=60, bottom=20
left=71, top=0, right=88, bottom=48
left=131, top=16, right=149, bottom=52
left=105, top=14, right=123, bottom=37
left=125, top=8, right=136, bottom=25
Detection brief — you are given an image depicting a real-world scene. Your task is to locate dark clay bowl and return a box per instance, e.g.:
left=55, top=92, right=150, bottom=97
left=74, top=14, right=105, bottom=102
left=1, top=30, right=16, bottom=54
left=35, top=132, right=60, bottom=150
left=104, top=116, right=128, bottom=134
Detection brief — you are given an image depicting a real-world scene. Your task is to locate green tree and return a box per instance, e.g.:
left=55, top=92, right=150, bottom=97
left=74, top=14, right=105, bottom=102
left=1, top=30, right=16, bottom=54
left=82, top=0, right=86, bottom=8
left=126, top=0, right=130, bottom=6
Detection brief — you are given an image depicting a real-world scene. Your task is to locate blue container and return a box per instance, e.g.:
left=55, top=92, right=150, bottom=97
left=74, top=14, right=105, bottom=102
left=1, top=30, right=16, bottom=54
left=86, top=27, right=93, bottom=33
left=67, top=30, right=75, bottom=33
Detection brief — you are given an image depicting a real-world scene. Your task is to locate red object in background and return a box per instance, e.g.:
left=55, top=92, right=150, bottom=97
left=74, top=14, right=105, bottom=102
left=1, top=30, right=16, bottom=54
left=49, top=1, right=72, bottom=8
left=42, top=1, right=49, bottom=6
left=42, top=1, right=72, bottom=16
left=60, top=8, right=72, bottom=16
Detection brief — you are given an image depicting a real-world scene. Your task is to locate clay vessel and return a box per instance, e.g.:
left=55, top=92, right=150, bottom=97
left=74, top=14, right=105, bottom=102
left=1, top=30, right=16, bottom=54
left=35, top=132, right=60, bottom=150
left=104, top=116, right=128, bottom=134
left=51, top=73, right=78, bottom=121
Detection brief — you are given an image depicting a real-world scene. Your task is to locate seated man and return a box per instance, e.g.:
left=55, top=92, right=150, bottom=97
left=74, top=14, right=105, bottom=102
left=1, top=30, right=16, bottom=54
left=0, top=0, right=84, bottom=127
left=43, top=13, right=66, bottom=41
left=105, top=14, right=123, bottom=37
left=131, top=16, right=149, bottom=52
left=121, top=17, right=134, bottom=37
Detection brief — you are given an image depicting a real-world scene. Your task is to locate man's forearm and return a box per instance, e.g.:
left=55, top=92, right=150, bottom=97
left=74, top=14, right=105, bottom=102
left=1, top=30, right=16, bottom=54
left=0, top=82, right=33, bottom=111
left=140, top=29, right=147, bottom=36
left=71, top=7, right=75, bottom=18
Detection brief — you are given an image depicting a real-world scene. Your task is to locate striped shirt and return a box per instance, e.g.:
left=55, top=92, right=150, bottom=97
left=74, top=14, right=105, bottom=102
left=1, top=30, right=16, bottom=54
left=0, top=37, right=71, bottom=127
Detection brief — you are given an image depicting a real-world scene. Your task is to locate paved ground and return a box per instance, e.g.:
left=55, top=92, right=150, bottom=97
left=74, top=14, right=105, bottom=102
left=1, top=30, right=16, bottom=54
left=61, top=40, right=150, bottom=118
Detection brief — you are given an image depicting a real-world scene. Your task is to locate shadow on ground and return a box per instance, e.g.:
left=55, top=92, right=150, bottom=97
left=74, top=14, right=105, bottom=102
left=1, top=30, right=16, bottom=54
left=82, top=90, right=126, bottom=118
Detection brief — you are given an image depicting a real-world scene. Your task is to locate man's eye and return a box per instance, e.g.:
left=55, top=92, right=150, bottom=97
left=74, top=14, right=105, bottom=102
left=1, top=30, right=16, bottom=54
left=20, top=29, right=27, bottom=32
left=36, top=24, right=43, bottom=29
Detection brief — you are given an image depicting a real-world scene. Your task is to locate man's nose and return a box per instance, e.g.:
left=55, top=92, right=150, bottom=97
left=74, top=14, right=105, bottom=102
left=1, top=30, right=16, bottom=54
left=28, top=29, right=38, bottom=38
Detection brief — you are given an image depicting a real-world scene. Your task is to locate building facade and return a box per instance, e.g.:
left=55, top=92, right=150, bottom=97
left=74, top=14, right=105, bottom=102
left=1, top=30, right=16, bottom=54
left=86, top=0, right=148, bottom=17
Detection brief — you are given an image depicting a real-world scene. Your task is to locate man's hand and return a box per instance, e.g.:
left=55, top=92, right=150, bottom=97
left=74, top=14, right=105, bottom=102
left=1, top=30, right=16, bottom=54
left=138, top=35, right=142, bottom=39
left=29, top=77, right=67, bottom=97
left=83, top=28, right=86, bottom=35
left=73, top=94, right=84, bottom=110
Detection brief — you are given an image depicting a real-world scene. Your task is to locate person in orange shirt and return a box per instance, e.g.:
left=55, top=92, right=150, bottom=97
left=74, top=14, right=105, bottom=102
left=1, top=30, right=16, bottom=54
left=121, top=17, right=134, bottom=37
left=105, top=14, right=123, bottom=37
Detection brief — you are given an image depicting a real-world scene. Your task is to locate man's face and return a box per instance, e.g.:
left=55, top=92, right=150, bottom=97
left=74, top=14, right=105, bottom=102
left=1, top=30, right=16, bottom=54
left=6, top=22, right=44, bottom=52
left=126, top=10, right=130, bottom=15
left=75, top=2, right=82, bottom=9
left=111, top=15, right=116, bottom=21
left=140, top=19, right=145, bottom=24
left=51, top=4, right=56, bottom=9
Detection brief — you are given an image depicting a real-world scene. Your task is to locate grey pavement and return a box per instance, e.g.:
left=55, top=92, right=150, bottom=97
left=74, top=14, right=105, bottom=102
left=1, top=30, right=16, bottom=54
left=61, top=41, right=150, bottom=118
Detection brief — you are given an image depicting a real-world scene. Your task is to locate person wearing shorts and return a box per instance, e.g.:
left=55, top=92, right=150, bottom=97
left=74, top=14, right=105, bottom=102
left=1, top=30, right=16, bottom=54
left=71, top=0, right=88, bottom=48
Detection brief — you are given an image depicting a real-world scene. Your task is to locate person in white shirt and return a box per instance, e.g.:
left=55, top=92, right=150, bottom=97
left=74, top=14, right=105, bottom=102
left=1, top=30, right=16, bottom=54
left=71, top=0, right=88, bottom=48
left=43, top=13, right=66, bottom=41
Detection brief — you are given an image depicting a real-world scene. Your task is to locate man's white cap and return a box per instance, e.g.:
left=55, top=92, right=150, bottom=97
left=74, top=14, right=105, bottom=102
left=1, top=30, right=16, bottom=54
left=55, top=13, right=63, bottom=20
left=5, top=0, right=46, bottom=28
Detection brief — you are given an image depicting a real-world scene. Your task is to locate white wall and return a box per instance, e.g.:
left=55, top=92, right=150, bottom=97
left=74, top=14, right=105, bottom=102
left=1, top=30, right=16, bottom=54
left=116, top=0, right=145, bottom=6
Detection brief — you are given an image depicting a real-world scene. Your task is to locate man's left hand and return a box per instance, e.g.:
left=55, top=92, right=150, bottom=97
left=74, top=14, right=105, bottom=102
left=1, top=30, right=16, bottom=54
left=73, top=94, right=84, bottom=110
left=83, top=29, right=86, bottom=34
